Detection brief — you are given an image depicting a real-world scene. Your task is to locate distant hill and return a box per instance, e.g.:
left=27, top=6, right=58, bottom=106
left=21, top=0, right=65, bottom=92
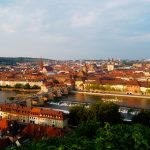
left=0, top=57, right=50, bottom=65
left=143, top=59, right=150, bottom=62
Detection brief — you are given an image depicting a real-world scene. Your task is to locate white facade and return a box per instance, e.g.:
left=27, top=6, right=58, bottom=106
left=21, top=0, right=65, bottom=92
left=0, top=110, right=66, bottom=128
left=107, top=64, right=114, bottom=71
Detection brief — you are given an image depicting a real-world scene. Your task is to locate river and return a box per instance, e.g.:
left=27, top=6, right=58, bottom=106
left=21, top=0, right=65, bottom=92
left=1, top=91, right=150, bottom=109
left=0, top=90, right=35, bottom=103
left=62, top=92, right=150, bottom=109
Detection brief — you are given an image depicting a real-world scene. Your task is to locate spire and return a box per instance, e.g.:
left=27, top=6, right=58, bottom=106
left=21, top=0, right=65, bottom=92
left=39, top=58, right=44, bottom=70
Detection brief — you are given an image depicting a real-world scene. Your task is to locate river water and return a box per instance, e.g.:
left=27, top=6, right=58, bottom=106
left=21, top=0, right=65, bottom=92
left=0, top=91, right=17, bottom=102
left=62, top=93, right=150, bottom=109
left=0, top=91, right=35, bottom=103
left=1, top=91, right=150, bottom=109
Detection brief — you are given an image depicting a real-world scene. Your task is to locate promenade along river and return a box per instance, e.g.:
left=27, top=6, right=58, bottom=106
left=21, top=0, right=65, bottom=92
left=1, top=91, right=150, bottom=109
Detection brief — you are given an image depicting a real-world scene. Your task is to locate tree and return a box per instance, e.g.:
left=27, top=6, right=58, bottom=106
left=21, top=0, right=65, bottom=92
left=89, top=101, right=122, bottom=124
left=96, top=123, right=150, bottom=150
left=132, top=109, right=150, bottom=126
left=31, top=85, right=40, bottom=89
left=69, top=105, right=89, bottom=125
left=23, top=83, right=31, bottom=89
left=5, top=84, right=12, bottom=88
left=75, top=120, right=100, bottom=138
left=69, top=101, right=122, bottom=125
left=14, top=83, right=23, bottom=88
left=7, top=123, right=150, bottom=150
left=146, top=89, right=150, bottom=94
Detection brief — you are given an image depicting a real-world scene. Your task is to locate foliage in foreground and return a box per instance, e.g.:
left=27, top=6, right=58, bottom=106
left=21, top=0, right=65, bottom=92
left=6, top=121, right=150, bottom=150
left=132, top=109, right=150, bottom=126
left=6, top=102, right=150, bottom=150
left=69, top=101, right=122, bottom=125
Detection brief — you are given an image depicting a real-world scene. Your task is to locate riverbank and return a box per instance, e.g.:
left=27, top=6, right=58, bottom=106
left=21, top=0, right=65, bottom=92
left=71, top=90, right=150, bottom=99
left=0, top=88, right=40, bottom=92
left=0, top=88, right=40, bottom=93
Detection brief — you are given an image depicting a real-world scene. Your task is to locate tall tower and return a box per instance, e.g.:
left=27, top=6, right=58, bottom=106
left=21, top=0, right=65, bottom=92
left=39, top=58, right=44, bottom=70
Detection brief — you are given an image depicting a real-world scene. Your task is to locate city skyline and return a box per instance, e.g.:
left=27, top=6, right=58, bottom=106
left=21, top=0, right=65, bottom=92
left=0, top=0, right=150, bottom=60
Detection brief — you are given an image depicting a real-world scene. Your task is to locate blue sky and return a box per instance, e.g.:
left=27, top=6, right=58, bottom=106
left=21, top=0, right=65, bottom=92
left=0, top=0, right=150, bottom=60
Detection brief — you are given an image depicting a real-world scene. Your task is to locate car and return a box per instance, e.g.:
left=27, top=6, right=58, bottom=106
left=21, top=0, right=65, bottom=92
left=126, top=92, right=133, bottom=95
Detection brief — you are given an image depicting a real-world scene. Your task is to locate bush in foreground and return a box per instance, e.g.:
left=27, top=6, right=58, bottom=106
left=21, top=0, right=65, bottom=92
left=7, top=123, right=150, bottom=150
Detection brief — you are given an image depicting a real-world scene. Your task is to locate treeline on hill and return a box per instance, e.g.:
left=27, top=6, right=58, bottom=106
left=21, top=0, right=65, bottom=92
left=6, top=101, right=150, bottom=150
left=0, top=57, right=50, bottom=65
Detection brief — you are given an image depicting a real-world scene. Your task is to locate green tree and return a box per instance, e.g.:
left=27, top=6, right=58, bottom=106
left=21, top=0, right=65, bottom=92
left=5, top=84, right=12, bottom=88
left=96, top=123, right=150, bottom=150
left=14, top=83, right=23, bottom=88
left=132, top=109, right=150, bottom=126
left=7, top=123, right=150, bottom=150
left=69, top=105, right=89, bottom=125
left=23, top=83, right=31, bottom=89
left=69, top=101, right=122, bottom=125
left=75, top=120, right=100, bottom=138
left=146, top=88, right=150, bottom=94
left=31, top=85, right=40, bottom=89
left=89, top=101, right=122, bottom=124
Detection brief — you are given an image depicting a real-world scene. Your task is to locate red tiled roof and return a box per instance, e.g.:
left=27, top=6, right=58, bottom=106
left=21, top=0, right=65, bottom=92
left=85, top=77, right=150, bottom=87
left=0, top=119, right=8, bottom=130
left=0, top=138, right=11, bottom=148
left=22, top=124, right=64, bottom=139
left=43, top=66, right=53, bottom=72
left=0, top=104, right=64, bottom=121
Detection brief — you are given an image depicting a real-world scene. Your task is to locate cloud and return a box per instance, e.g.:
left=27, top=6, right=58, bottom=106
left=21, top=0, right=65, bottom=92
left=0, top=23, right=16, bottom=33
left=71, top=11, right=97, bottom=28
left=121, top=33, right=150, bottom=43
left=144, top=0, right=150, bottom=2
left=39, top=34, right=73, bottom=44
left=0, top=0, right=150, bottom=59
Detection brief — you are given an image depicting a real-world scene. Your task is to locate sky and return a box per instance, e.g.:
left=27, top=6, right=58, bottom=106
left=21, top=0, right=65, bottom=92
left=0, top=0, right=150, bottom=60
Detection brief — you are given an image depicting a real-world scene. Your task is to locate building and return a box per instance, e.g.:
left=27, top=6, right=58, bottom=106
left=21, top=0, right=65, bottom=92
left=0, top=119, right=8, bottom=131
left=22, top=124, right=64, bottom=139
left=107, top=63, right=114, bottom=71
left=42, top=66, right=55, bottom=75
left=0, top=104, right=68, bottom=128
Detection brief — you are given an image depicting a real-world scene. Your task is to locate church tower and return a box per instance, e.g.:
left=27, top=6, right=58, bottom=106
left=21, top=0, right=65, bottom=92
left=39, top=58, right=44, bottom=70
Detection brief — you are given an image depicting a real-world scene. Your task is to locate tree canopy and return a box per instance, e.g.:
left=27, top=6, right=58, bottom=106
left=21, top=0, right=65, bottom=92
left=69, top=101, right=122, bottom=126
left=5, top=102, right=150, bottom=150
left=132, top=109, right=150, bottom=126
left=7, top=123, right=150, bottom=150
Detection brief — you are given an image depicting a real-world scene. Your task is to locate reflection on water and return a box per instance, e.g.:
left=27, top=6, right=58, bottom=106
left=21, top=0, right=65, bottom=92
left=63, top=93, right=150, bottom=109
left=0, top=91, right=150, bottom=109
left=0, top=91, right=17, bottom=103
left=0, top=91, right=35, bottom=103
